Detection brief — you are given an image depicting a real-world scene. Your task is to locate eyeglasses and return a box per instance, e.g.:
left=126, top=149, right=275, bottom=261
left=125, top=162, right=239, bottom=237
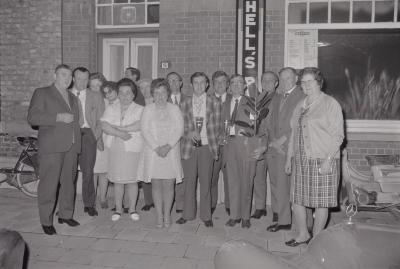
left=300, top=79, right=316, bottom=86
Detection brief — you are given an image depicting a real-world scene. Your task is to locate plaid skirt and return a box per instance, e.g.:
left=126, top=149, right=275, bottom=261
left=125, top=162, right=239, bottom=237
left=290, top=110, right=339, bottom=208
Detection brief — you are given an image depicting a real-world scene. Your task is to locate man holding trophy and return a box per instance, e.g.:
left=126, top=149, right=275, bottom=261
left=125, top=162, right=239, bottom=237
left=176, top=72, right=221, bottom=227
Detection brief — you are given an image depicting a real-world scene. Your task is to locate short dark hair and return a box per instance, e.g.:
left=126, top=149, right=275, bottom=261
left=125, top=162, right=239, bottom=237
left=89, top=72, right=106, bottom=84
left=278, top=67, right=297, bottom=77
left=55, top=64, right=71, bottom=73
left=72, top=67, right=90, bottom=78
left=126, top=67, right=141, bottom=81
left=100, top=81, right=117, bottom=98
left=167, top=71, right=182, bottom=82
left=299, top=67, right=325, bottom=87
left=262, top=71, right=279, bottom=83
left=150, top=78, right=171, bottom=98
left=116, top=78, right=138, bottom=98
left=229, top=73, right=245, bottom=83
left=190, top=72, right=210, bottom=91
left=212, top=70, right=229, bottom=84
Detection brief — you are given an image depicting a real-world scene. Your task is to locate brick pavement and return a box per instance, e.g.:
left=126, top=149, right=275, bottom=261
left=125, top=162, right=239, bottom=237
left=0, top=188, right=398, bottom=269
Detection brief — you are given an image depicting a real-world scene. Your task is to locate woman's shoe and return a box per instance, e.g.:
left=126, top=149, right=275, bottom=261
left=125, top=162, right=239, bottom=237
left=111, top=212, right=121, bottom=221
left=285, top=237, right=312, bottom=247
left=130, top=212, right=140, bottom=221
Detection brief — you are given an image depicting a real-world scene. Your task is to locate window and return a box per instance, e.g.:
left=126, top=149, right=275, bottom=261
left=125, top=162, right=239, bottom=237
left=96, top=0, right=160, bottom=28
left=285, top=0, right=400, bottom=120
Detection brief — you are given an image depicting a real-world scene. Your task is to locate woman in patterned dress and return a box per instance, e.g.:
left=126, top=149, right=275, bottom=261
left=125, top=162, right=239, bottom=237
left=101, top=78, right=144, bottom=221
left=284, top=67, right=344, bottom=247
left=137, top=78, right=184, bottom=228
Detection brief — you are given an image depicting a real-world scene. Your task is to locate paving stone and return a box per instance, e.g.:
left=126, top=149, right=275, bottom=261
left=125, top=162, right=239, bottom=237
left=203, top=235, right=229, bottom=247
left=173, top=233, right=205, bottom=245
left=58, top=249, right=98, bottom=265
left=119, top=240, right=157, bottom=254
left=29, top=261, right=72, bottom=269
left=21, top=232, right=66, bottom=247
left=196, top=259, right=215, bottom=269
left=268, top=238, right=301, bottom=254
left=56, top=224, right=97, bottom=237
left=88, top=226, right=122, bottom=239
left=169, top=222, right=199, bottom=234
left=185, top=244, right=218, bottom=260
left=58, top=237, right=98, bottom=249
left=143, top=230, right=178, bottom=243
left=123, top=254, right=164, bottom=269
left=161, top=257, right=197, bottom=269
left=90, top=252, right=133, bottom=267
left=115, top=228, right=149, bottom=241
left=29, top=246, right=66, bottom=262
left=151, top=242, right=188, bottom=258
left=89, top=238, right=126, bottom=252
left=196, top=225, right=226, bottom=237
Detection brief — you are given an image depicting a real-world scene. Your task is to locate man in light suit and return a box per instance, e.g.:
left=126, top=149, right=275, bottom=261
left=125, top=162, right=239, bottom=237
left=176, top=72, right=221, bottom=227
left=71, top=67, right=105, bottom=217
left=167, top=71, right=187, bottom=214
left=265, top=67, right=305, bottom=232
left=210, top=70, right=231, bottom=216
left=251, top=71, right=279, bottom=219
left=28, top=64, right=81, bottom=235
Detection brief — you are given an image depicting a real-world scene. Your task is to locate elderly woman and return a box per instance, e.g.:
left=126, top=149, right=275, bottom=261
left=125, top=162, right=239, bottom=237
left=138, top=78, right=184, bottom=228
left=101, top=78, right=144, bottom=221
left=285, top=67, right=344, bottom=247
left=88, top=73, right=109, bottom=208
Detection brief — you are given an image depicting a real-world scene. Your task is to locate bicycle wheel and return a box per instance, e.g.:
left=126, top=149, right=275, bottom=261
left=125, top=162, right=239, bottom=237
left=16, top=157, right=39, bottom=198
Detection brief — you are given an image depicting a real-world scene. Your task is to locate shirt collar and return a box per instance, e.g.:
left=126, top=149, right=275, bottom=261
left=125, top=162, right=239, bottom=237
left=284, top=85, right=296, bottom=96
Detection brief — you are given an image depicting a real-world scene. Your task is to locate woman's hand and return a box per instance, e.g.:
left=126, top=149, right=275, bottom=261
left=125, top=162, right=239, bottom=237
left=284, top=157, right=292, bottom=175
left=319, top=158, right=332, bottom=175
left=155, top=144, right=171, bottom=158
left=119, top=131, right=132, bottom=141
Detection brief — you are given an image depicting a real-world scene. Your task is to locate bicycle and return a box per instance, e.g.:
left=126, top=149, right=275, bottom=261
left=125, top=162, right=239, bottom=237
left=0, top=136, right=39, bottom=197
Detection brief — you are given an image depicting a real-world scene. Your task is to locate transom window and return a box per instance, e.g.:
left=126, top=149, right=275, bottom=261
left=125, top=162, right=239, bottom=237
left=287, top=0, right=400, bottom=25
left=96, top=0, right=160, bottom=28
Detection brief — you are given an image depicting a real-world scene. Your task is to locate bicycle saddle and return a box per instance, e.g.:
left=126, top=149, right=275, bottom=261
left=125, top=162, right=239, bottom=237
left=17, top=136, right=37, bottom=147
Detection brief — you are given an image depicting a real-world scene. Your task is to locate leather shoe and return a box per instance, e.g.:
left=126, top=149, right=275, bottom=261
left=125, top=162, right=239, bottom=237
left=204, top=220, right=213, bottom=227
left=42, top=225, right=56, bottom=235
left=58, top=218, right=80, bottom=227
left=241, top=219, right=251, bottom=228
left=267, top=223, right=291, bottom=232
left=285, top=237, right=311, bottom=247
left=141, top=204, right=154, bottom=211
left=84, top=207, right=98, bottom=216
left=251, top=209, right=267, bottom=219
left=225, top=218, right=241, bottom=227
left=272, top=212, right=278, bottom=222
left=225, top=208, right=230, bottom=216
left=176, top=217, right=187, bottom=224
left=176, top=209, right=183, bottom=213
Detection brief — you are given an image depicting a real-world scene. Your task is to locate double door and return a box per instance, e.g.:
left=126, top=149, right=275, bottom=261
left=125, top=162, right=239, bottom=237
left=102, top=37, right=158, bottom=81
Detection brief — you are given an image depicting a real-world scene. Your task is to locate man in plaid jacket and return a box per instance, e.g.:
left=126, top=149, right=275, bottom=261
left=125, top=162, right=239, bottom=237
left=176, top=72, right=221, bottom=227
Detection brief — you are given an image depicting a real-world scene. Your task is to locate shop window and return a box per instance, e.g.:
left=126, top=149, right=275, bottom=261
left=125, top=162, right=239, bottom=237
left=96, top=0, right=159, bottom=28
left=375, top=1, right=394, bottom=22
left=310, top=2, right=328, bottom=23
left=353, top=1, right=372, bottom=23
left=331, top=1, right=350, bottom=23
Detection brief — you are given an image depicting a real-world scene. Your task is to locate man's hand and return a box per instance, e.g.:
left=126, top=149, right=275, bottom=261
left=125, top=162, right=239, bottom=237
left=268, top=140, right=285, bottom=155
left=284, top=157, right=292, bottom=175
left=56, top=113, right=74, bottom=123
left=252, top=146, right=267, bottom=160
left=190, top=130, right=201, bottom=142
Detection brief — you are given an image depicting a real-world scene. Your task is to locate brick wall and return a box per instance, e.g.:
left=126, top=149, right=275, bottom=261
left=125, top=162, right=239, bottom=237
left=0, top=0, right=62, bottom=156
left=62, top=0, right=96, bottom=71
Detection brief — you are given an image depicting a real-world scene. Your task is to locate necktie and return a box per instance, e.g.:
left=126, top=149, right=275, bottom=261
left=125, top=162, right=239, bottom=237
left=76, top=91, right=84, bottom=127
left=230, top=99, right=239, bottom=125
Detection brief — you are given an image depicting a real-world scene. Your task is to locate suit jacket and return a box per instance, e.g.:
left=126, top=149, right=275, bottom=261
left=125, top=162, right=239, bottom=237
left=168, top=93, right=189, bottom=109
left=266, top=85, right=305, bottom=155
left=220, top=95, right=249, bottom=136
left=84, top=90, right=105, bottom=150
left=180, top=94, right=221, bottom=160
left=27, top=84, right=81, bottom=154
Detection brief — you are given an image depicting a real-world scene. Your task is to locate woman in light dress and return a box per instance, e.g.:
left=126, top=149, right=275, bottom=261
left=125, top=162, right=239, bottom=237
left=88, top=73, right=110, bottom=208
left=101, top=78, right=144, bottom=221
left=138, top=78, right=184, bottom=228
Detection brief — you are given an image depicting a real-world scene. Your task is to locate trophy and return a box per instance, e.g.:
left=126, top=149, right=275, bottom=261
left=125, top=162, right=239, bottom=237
left=222, top=119, right=230, bottom=145
left=193, top=117, right=204, bottom=147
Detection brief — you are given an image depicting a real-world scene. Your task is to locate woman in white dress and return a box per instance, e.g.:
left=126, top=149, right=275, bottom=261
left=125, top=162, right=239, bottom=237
left=101, top=78, right=144, bottom=221
left=138, top=78, right=184, bottom=228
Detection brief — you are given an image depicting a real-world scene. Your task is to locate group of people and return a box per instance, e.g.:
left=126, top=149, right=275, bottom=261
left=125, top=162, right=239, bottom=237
left=28, top=64, right=344, bottom=248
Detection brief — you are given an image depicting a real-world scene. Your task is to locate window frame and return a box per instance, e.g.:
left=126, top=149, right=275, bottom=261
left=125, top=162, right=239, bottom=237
left=95, top=0, right=160, bottom=29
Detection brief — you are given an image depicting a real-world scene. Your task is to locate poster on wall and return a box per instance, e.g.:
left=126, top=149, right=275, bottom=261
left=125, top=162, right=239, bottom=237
left=236, top=0, right=265, bottom=87
left=287, top=29, right=318, bottom=69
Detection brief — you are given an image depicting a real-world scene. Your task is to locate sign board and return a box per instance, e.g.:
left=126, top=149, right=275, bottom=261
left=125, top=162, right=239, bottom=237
left=287, top=29, right=318, bottom=69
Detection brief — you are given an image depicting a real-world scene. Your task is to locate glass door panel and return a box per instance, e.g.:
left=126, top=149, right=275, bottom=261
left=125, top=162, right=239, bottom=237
left=102, top=38, right=129, bottom=81
left=130, top=38, right=158, bottom=79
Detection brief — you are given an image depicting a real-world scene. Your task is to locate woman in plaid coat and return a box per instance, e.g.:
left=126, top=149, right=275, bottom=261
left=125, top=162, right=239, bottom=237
left=285, top=67, right=344, bottom=247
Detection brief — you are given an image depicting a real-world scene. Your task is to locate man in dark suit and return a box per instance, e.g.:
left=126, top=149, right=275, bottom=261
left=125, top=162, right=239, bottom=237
left=265, top=67, right=305, bottom=232
left=71, top=67, right=105, bottom=217
left=167, top=71, right=187, bottom=214
left=27, top=64, right=81, bottom=235
left=210, top=70, right=231, bottom=216
left=176, top=72, right=221, bottom=227
left=251, top=71, right=279, bottom=219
